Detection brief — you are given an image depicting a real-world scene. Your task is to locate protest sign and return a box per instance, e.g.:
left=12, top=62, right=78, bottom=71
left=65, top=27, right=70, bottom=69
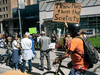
left=52, top=3, right=81, bottom=23
left=29, top=27, right=37, bottom=34
left=49, top=43, right=55, bottom=49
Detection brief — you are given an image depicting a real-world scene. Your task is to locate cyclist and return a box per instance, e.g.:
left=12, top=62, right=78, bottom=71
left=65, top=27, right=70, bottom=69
left=53, top=23, right=90, bottom=75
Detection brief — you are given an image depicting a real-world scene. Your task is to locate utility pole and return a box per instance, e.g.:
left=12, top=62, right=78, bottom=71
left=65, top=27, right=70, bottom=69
left=17, top=0, right=25, bottom=39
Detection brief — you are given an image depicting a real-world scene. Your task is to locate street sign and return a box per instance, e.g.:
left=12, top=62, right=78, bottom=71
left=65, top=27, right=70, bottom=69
left=18, top=0, right=25, bottom=9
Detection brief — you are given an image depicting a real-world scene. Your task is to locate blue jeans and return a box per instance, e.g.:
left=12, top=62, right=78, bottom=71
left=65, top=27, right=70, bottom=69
left=22, top=59, right=32, bottom=71
left=13, top=62, right=19, bottom=69
left=69, top=68, right=86, bottom=75
left=32, top=48, right=37, bottom=56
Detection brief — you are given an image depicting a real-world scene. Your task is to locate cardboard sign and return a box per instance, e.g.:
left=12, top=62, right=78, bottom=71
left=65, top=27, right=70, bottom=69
left=52, top=3, right=81, bottom=23
left=29, top=27, right=37, bottom=34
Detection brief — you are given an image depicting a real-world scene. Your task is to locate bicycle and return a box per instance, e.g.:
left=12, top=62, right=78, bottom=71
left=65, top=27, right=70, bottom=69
left=42, top=56, right=87, bottom=75
left=42, top=56, right=70, bottom=75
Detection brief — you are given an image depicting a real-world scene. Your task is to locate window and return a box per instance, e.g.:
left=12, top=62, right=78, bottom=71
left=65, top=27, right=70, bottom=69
left=65, top=0, right=75, bottom=3
left=5, top=0, right=7, bottom=4
left=0, top=1, right=1, bottom=5
left=0, top=8, right=1, bottom=12
left=0, top=15, right=2, bottom=18
left=3, top=0, right=7, bottom=4
left=3, top=7, right=8, bottom=11
left=3, top=7, right=5, bottom=11
left=4, top=14, right=5, bottom=18
left=6, top=7, right=8, bottom=11
left=6, top=14, right=8, bottom=18
left=3, top=14, right=8, bottom=18
left=3, top=0, right=5, bottom=4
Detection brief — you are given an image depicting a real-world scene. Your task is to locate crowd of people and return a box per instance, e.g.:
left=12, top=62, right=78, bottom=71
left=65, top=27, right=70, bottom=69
left=0, top=22, right=91, bottom=75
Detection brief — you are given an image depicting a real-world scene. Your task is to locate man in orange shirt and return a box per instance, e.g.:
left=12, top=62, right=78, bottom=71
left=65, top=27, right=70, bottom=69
left=53, top=23, right=89, bottom=75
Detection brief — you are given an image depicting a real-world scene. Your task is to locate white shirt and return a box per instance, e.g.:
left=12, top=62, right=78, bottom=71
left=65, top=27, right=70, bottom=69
left=21, top=38, right=34, bottom=60
left=57, top=28, right=61, bottom=36
left=21, top=38, right=32, bottom=50
left=37, top=36, right=41, bottom=42
left=12, top=40, right=19, bottom=49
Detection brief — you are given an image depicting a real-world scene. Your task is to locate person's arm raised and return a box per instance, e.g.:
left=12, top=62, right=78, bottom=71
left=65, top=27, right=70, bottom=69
left=64, top=22, right=68, bottom=29
left=53, top=49, right=71, bottom=64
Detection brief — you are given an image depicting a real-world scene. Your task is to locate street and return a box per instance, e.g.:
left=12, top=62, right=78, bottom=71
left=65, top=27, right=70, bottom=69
left=0, top=48, right=100, bottom=75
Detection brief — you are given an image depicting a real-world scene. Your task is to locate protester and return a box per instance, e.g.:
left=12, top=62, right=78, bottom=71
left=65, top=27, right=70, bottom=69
left=57, top=28, right=61, bottom=40
left=53, top=30, right=57, bottom=38
left=12, top=35, right=20, bottom=71
left=37, top=34, right=41, bottom=43
left=29, top=35, right=37, bottom=57
left=64, top=34, right=72, bottom=50
left=6, top=36, right=12, bottom=55
left=0, top=34, right=2, bottom=47
left=35, top=33, right=38, bottom=48
left=32, top=34, right=37, bottom=48
left=39, top=31, right=51, bottom=71
left=51, top=33, right=57, bottom=43
left=5, top=33, right=9, bottom=45
left=50, top=33, right=57, bottom=51
left=53, top=23, right=89, bottom=75
left=37, top=34, right=41, bottom=48
left=21, top=32, right=34, bottom=72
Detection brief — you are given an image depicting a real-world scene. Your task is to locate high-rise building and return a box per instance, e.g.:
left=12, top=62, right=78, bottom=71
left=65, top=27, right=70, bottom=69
left=0, top=0, right=37, bottom=20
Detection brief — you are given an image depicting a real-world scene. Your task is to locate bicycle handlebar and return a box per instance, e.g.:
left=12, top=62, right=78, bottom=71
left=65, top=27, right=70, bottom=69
left=53, top=55, right=62, bottom=65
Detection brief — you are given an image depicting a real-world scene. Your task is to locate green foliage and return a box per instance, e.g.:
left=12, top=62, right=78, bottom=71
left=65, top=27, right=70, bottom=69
left=87, top=35, right=100, bottom=47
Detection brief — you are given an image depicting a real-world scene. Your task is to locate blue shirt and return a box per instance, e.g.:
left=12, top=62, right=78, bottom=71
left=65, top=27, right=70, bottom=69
left=29, top=38, right=34, bottom=51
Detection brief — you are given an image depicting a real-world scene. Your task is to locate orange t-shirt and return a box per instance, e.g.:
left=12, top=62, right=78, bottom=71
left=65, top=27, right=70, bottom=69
left=68, top=35, right=89, bottom=70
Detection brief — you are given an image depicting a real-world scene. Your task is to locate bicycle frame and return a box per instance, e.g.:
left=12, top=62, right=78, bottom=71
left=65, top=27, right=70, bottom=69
left=54, top=61, right=70, bottom=75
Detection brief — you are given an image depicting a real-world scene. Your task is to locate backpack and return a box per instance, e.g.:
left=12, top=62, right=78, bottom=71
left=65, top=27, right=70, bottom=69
left=75, top=36, right=99, bottom=64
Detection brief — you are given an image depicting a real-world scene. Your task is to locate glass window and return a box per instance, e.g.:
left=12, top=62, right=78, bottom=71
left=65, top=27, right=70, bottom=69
left=6, top=7, right=8, bottom=11
left=4, top=14, right=5, bottom=18
left=0, top=1, right=1, bottom=5
left=3, top=7, right=5, bottom=11
left=3, top=0, right=5, bottom=4
left=65, top=0, right=75, bottom=3
left=89, top=17, right=96, bottom=21
left=0, top=15, right=2, bottom=18
left=0, top=8, right=1, bottom=12
left=3, top=7, right=8, bottom=11
left=6, top=14, right=8, bottom=18
left=5, top=0, right=7, bottom=4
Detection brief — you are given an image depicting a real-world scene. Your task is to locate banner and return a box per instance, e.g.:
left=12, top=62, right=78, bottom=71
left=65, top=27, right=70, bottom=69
left=52, top=3, right=81, bottom=23
left=29, top=27, right=37, bottom=34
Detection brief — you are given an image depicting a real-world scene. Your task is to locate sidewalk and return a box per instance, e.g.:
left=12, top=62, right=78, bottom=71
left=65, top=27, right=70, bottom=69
left=0, top=49, right=100, bottom=75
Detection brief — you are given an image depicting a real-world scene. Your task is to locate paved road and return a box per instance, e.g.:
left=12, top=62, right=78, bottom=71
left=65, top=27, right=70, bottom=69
left=0, top=48, right=100, bottom=75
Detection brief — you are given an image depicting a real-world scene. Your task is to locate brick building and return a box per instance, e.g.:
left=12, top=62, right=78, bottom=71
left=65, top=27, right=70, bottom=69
left=0, top=0, right=38, bottom=36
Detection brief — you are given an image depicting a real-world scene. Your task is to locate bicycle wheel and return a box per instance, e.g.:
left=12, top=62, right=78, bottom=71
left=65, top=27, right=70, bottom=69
left=42, top=71, right=60, bottom=75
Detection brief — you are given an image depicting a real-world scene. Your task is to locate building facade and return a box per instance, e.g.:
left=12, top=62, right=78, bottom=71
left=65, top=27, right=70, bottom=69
left=39, top=0, right=100, bottom=36
left=0, top=0, right=38, bottom=36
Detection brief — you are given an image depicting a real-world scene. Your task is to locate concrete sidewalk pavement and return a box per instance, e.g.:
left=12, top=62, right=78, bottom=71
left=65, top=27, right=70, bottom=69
left=0, top=49, right=100, bottom=75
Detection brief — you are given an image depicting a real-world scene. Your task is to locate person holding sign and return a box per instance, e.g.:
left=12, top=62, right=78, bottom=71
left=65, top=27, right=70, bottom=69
left=53, top=23, right=89, bottom=75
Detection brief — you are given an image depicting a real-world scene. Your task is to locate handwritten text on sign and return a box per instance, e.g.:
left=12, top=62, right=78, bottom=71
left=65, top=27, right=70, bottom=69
left=52, top=3, right=81, bottom=23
